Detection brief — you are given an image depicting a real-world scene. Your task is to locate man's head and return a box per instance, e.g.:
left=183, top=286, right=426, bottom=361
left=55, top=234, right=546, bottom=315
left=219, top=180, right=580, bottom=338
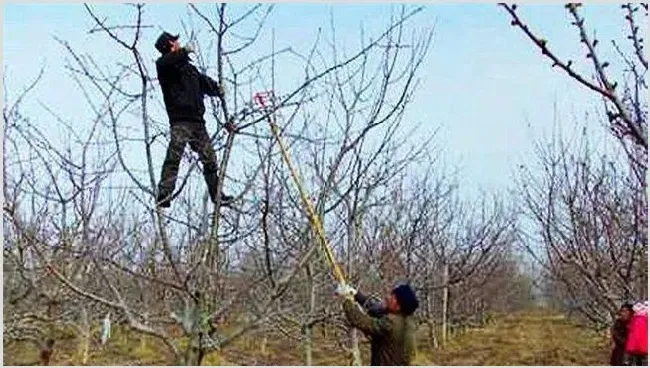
left=385, top=283, right=419, bottom=316
left=155, top=32, right=180, bottom=54
left=619, top=303, right=634, bottom=321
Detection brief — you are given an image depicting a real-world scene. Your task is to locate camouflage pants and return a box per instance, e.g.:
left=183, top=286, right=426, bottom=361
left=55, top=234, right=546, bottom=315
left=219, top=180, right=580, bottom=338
left=158, top=122, right=219, bottom=202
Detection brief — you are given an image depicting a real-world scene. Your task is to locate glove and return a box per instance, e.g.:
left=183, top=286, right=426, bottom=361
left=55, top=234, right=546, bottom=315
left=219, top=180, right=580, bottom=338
left=335, top=283, right=357, bottom=298
left=218, top=83, right=226, bottom=97
left=184, top=43, right=196, bottom=54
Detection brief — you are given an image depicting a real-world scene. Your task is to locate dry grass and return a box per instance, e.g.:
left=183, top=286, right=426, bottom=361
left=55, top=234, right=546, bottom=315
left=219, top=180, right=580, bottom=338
left=4, top=310, right=609, bottom=366
left=421, top=311, right=609, bottom=366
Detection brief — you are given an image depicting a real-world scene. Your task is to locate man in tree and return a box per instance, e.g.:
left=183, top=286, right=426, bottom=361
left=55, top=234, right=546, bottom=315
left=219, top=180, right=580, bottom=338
left=154, top=31, right=234, bottom=208
left=610, top=303, right=633, bottom=366
left=335, top=282, right=419, bottom=366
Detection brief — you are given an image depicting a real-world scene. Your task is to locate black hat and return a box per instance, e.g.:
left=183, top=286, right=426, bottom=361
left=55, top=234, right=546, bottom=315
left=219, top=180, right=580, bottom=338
left=155, top=32, right=179, bottom=54
left=392, top=283, right=419, bottom=316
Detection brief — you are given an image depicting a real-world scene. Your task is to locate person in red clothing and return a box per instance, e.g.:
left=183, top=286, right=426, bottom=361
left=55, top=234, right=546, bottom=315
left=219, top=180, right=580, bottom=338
left=625, top=301, right=648, bottom=366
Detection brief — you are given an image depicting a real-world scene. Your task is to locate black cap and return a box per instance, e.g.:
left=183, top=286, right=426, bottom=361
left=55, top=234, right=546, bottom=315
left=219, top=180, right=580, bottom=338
left=155, top=31, right=179, bottom=54
left=621, top=302, right=635, bottom=310
left=392, top=283, right=419, bottom=316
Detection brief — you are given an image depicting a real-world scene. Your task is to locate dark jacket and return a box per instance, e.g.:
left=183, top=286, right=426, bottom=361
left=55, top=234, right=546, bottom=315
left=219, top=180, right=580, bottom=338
left=343, top=292, right=417, bottom=366
left=156, top=49, right=222, bottom=124
left=610, top=318, right=629, bottom=366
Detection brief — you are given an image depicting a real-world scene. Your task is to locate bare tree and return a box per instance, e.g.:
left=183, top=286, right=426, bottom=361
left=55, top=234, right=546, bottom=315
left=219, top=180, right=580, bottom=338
left=336, top=159, right=522, bottom=348
left=5, top=3, right=546, bottom=365
left=517, top=126, right=647, bottom=327
left=500, top=3, right=647, bottom=325
left=3, top=64, right=121, bottom=363
left=500, top=3, right=647, bottom=185
left=4, top=3, right=440, bottom=365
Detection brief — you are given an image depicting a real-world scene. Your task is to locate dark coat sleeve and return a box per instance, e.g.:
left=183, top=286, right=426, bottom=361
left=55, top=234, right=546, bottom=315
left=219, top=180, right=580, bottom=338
left=200, top=73, right=223, bottom=97
left=354, top=291, right=387, bottom=317
left=611, top=319, right=628, bottom=346
left=343, top=299, right=391, bottom=337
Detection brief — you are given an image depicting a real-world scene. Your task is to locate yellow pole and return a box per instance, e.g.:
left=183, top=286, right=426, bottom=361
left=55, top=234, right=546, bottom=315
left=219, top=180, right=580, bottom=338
left=266, top=120, right=347, bottom=285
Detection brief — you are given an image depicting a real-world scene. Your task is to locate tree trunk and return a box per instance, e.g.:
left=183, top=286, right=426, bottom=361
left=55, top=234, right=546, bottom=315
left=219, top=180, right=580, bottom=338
left=303, top=262, right=316, bottom=366
left=304, top=325, right=313, bottom=366
left=350, top=328, right=362, bottom=365
left=260, top=335, right=268, bottom=355
left=442, top=263, right=449, bottom=345
left=140, top=335, right=147, bottom=353
left=179, top=332, right=205, bottom=366
left=180, top=347, right=204, bottom=366
left=426, top=293, right=439, bottom=348
left=78, top=306, right=90, bottom=364
left=179, top=299, right=206, bottom=366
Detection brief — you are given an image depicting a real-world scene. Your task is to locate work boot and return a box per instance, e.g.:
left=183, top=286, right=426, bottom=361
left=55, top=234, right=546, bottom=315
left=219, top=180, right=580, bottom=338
left=207, top=182, right=234, bottom=206
left=205, top=171, right=234, bottom=206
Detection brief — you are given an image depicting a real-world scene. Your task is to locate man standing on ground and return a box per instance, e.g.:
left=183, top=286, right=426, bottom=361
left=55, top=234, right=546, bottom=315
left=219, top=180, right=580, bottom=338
left=610, top=303, right=633, bottom=366
left=154, top=31, right=234, bottom=208
left=335, top=282, right=419, bottom=366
